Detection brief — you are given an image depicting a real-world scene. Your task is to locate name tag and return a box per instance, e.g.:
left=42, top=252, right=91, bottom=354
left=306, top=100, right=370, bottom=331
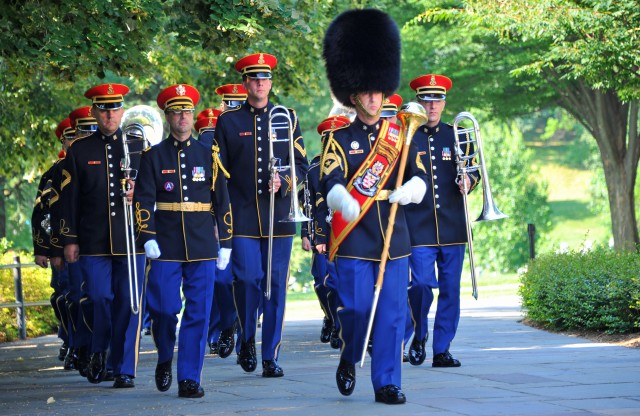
left=161, top=169, right=176, bottom=174
left=239, top=132, right=252, bottom=136
left=88, top=161, right=101, bottom=165
left=349, top=149, right=364, bottom=155
left=418, top=151, right=426, bottom=155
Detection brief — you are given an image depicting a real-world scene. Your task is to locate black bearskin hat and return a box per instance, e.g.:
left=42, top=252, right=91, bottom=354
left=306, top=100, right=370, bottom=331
left=323, top=9, right=401, bottom=108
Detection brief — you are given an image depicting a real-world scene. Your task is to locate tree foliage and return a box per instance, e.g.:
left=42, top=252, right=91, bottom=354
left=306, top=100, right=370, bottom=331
left=411, top=0, right=640, bottom=249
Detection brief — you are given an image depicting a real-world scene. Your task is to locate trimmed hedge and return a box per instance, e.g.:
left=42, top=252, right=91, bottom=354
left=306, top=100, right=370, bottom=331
left=519, top=247, right=640, bottom=334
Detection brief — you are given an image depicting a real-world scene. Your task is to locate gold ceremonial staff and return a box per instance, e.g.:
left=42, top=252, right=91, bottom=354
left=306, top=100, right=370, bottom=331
left=360, top=102, right=427, bottom=367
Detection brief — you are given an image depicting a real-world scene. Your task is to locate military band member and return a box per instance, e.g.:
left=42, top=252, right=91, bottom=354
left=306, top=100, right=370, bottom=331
left=405, top=74, right=479, bottom=368
left=195, top=108, right=221, bottom=148
left=321, top=9, right=428, bottom=404
left=32, top=118, right=74, bottom=364
left=59, top=83, right=144, bottom=388
left=207, top=84, right=248, bottom=358
left=301, top=116, right=350, bottom=345
left=49, top=107, right=99, bottom=375
left=134, top=84, right=232, bottom=398
left=216, top=83, right=248, bottom=110
left=215, top=52, right=309, bottom=378
left=380, top=94, right=415, bottom=362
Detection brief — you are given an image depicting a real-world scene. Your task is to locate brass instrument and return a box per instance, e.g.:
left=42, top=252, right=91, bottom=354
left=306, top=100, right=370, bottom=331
left=360, top=102, right=428, bottom=367
left=119, top=105, right=164, bottom=314
left=453, top=111, right=508, bottom=300
left=265, top=105, right=310, bottom=300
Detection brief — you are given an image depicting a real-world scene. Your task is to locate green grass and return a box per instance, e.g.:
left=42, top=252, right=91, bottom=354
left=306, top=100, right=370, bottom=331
left=528, top=140, right=612, bottom=251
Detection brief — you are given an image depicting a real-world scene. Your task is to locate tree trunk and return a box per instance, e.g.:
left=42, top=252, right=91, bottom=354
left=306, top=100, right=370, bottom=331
left=558, top=81, right=640, bottom=250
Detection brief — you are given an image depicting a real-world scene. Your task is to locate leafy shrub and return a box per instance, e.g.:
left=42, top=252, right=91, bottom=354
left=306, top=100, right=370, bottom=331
left=0, top=250, right=58, bottom=342
left=520, top=247, right=640, bottom=334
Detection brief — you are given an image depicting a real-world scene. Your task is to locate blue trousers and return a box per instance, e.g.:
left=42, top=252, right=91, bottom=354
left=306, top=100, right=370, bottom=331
left=64, top=261, right=91, bottom=349
left=80, top=254, right=144, bottom=377
left=311, top=253, right=332, bottom=320
left=147, top=260, right=215, bottom=383
left=208, top=262, right=237, bottom=344
left=232, top=236, right=292, bottom=361
left=408, top=245, right=465, bottom=355
left=335, top=257, right=408, bottom=391
left=324, top=260, right=340, bottom=331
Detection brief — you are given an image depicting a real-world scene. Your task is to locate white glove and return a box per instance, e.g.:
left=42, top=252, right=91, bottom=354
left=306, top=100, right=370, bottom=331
left=217, top=247, right=232, bottom=270
left=327, top=184, right=360, bottom=222
left=144, top=239, right=161, bottom=259
left=389, top=176, right=427, bottom=205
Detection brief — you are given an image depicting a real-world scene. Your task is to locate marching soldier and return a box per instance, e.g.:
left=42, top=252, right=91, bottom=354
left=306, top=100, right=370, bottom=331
left=405, top=74, right=480, bottom=368
left=59, top=84, right=145, bottom=388
left=214, top=52, right=309, bottom=378
left=321, top=9, right=428, bottom=404
left=195, top=108, right=221, bottom=148
left=32, top=118, right=74, bottom=364
left=50, top=107, right=99, bottom=376
left=216, top=83, right=248, bottom=110
left=134, top=84, right=232, bottom=398
left=380, top=94, right=415, bottom=362
left=301, top=115, right=350, bottom=345
left=208, top=83, right=248, bottom=359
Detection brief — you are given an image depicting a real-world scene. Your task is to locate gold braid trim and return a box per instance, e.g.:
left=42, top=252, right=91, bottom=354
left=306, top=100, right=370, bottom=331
left=320, top=132, right=347, bottom=180
left=415, top=152, right=426, bottom=173
left=211, top=144, right=230, bottom=191
left=135, top=202, right=154, bottom=235
left=61, top=169, right=71, bottom=191
left=377, top=135, right=400, bottom=164
left=294, top=137, right=306, bottom=158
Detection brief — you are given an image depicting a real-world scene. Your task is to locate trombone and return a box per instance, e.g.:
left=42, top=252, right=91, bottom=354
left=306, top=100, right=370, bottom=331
left=266, top=105, right=310, bottom=300
left=120, top=105, right=163, bottom=314
left=453, top=112, right=508, bottom=300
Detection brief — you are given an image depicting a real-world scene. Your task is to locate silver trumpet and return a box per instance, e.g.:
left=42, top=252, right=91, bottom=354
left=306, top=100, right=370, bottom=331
left=120, top=105, right=163, bottom=314
left=453, top=112, right=508, bottom=300
left=265, top=105, right=310, bottom=300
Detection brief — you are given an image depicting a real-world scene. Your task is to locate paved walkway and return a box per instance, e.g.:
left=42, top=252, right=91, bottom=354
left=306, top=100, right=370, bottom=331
left=1, top=295, right=639, bottom=416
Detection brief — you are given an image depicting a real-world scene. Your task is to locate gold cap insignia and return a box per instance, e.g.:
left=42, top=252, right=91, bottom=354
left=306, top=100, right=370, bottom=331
left=107, top=84, right=114, bottom=94
left=176, top=84, right=186, bottom=96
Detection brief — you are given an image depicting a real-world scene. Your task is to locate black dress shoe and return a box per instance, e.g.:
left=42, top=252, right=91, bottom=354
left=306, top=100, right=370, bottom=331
left=262, top=360, right=284, bottom=378
left=143, top=327, right=151, bottom=336
left=217, top=324, right=236, bottom=358
left=64, top=348, right=77, bottom=370
left=320, top=317, right=332, bottom=343
left=155, top=360, right=172, bottom=392
left=178, top=379, right=204, bottom=398
left=238, top=338, right=257, bottom=372
left=330, top=327, right=341, bottom=350
left=336, top=359, right=356, bottom=396
left=113, top=374, right=135, bottom=388
left=366, top=337, right=373, bottom=357
left=403, top=352, right=409, bottom=363
left=76, top=346, right=90, bottom=378
left=209, top=341, right=219, bottom=355
left=87, top=351, right=107, bottom=384
left=58, top=343, right=68, bottom=361
left=408, top=336, right=427, bottom=366
left=104, top=369, right=115, bottom=382
left=432, top=351, right=461, bottom=367
left=375, top=384, right=406, bottom=404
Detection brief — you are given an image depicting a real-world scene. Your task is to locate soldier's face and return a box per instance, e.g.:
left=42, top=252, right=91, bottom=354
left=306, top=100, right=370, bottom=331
left=243, top=77, right=272, bottom=102
left=94, top=106, right=124, bottom=135
left=419, top=99, right=445, bottom=127
left=351, top=92, right=384, bottom=120
left=166, top=110, right=194, bottom=139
